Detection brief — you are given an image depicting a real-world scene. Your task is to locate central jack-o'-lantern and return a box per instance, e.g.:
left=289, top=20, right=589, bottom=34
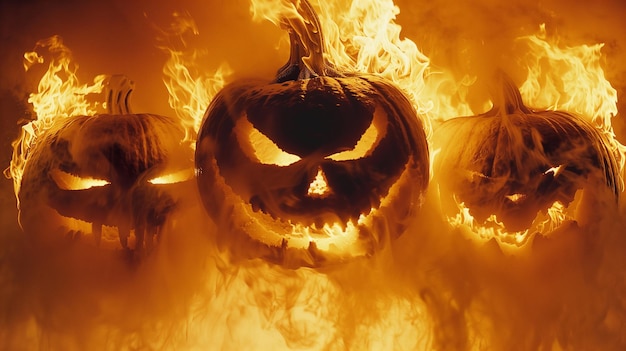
left=18, top=75, right=194, bottom=252
left=432, top=72, right=621, bottom=250
left=195, top=0, right=429, bottom=267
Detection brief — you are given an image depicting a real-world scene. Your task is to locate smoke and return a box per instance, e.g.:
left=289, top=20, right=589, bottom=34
left=1, top=0, right=626, bottom=350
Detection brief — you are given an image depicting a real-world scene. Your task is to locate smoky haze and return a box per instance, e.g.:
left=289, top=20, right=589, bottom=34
left=1, top=0, right=626, bottom=350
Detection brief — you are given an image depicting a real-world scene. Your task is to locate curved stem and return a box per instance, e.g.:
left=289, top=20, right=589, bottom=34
left=489, top=70, right=531, bottom=115
left=275, top=0, right=329, bottom=82
left=105, top=75, right=134, bottom=115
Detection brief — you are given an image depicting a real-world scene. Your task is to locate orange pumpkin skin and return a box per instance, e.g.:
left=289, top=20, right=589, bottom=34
left=432, top=74, right=620, bottom=235
left=196, top=75, right=429, bottom=266
left=195, top=0, right=429, bottom=267
left=18, top=78, right=192, bottom=252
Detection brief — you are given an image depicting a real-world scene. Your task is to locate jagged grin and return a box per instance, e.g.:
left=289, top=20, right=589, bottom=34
left=205, top=156, right=420, bottom=259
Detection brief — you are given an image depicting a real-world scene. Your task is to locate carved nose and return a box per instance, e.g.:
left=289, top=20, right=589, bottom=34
left=307, top=168, right=331, bottom=198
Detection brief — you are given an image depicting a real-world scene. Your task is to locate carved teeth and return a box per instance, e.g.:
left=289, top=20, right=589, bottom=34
left=246, top=196, right=379, bottom=236
left=250, top=196, right=262, bottom=213
left=338, top=213, right=350, bottom=226
left=337, top=220, right=347, bottom=231
left=314, top=218, right=325, bottom=230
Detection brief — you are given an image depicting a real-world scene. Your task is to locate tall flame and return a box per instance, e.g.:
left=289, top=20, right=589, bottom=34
left=518, top=23, right=626, bottom=179
left=3, top=1, right=625, bottom=350
left=157, top=11, right=232, bottom=140
left=4, top=35, right=106, bottom=201
left=250, top=0, right=435, bottom=133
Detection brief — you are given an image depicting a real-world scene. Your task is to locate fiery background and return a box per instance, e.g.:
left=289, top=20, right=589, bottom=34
left=1, top=0, right=626, bottom=350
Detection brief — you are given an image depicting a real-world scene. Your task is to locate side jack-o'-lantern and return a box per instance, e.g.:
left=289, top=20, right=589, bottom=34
left=195, top=0, right=429, bottom=267
left=432, top=72, right=620, bottom=249
left=18, top=76, right=194, bottom=252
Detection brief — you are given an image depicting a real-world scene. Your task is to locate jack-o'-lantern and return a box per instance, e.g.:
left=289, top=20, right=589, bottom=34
left=432, top=72, right=620, bottom=249
left=195, top=0, right=429, bottom=267
left=18, top=75, right=194, bottom=252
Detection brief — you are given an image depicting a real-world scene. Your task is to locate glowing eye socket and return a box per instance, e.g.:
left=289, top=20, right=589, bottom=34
left=327, top=107, right=386, bottom=162
left=544, top=165, right=564, bottom=176
left=236, top=117, right=301, bottom=166
left=505, top=193, right=526, bottom=203
left=148, top=168, right=195, bottom=184
left=327, top=121, right=379, bottom=161
left=50, top=169, right=110, bottom=190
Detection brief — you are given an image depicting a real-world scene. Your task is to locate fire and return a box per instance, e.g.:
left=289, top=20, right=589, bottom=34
left=157, top=11, right=233, bottom=141
left=148, top=168, right=196, bottom=185
left=2, top=0, right=626, bottom=350
left=439, top=23, right=625, bottom=247
left=4, top=36, right=106, bottom=201
left=237, top=117, right=301, bottom=166
left=50, top=169, right=110, bottom=191
left=518, top=23, right=626, bottom=181
left=249, top=0, right=434, bottom=131
left=448, top=197, right=532, bottom=249
left=307, top=168, right=330, bottom=197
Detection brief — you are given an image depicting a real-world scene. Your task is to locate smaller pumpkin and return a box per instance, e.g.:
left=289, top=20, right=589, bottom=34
left=195, top=0, right=429, bottom=267
left=18, top=75, right=194, bottom=252
left=432, top=72, right=620, bottom=248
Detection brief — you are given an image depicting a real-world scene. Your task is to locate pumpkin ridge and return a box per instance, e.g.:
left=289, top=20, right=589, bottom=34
left=433, top=71, right=621, bottom=238
left=195, top=0, right=430, bottom=267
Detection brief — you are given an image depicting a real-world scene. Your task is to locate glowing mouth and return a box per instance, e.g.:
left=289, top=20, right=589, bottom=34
left=248, top=195, right=379, bottom=233
left=46, top=209, right=170, bottom=252
left=200, top=155, right=424, bottom=265
left=245, top=197, right=377, bottom=252
left=51, top=219, right=142, bottom=249
left=446, top=193, right=579, bottom=253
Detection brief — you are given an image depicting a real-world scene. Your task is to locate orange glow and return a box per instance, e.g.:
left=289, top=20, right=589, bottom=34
left=327, top=123, right=378, bottom=161
left=249, top=0, right=434, bottom=132
left=307, top=168, right=330, bottom=197
left=236, top=116, right=301, bottom=166
left=148, top=168, right=196, bottom=185
left=5, top=36, right=106, bottom=202
left=3, top=1, right=626, bottom=351
left=50, top=169, right=110, bottom=190
left=518, top=24, right=626, bottom=183
left=157, top=11, right=232, bottom=141
left=328, top=107, right=385, bottom=162
left=437, top=23, right=625, bottom=253
left=448, top=196, right=532, bottom=249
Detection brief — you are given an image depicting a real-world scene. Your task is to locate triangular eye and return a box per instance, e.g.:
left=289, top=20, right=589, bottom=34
left=327, top=107, right=386, bottom=161
left=235, top=116, right=301, bottom=166
left=50, top=169, right=110, bottom=190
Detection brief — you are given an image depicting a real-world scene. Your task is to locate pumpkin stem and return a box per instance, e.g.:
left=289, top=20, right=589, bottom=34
left=489, top=70, right=531, bottom=115
left=104, top=75, right=134, bottom=115
left=275, top=0, right=333, bottom=82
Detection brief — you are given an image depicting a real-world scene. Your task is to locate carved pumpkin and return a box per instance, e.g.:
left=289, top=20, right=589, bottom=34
left=432, top=72, right=620, bottom=247
left=18, top=76, right=194, bottom=252
left=195, top=0, right=429, bottom=266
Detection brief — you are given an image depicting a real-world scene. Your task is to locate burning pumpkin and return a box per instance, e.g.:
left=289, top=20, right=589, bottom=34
left=18, top=75, right=194, bottom=252
left=195, top=0, right=429, bottom=267
left=432, top=72, right=621, bottom=248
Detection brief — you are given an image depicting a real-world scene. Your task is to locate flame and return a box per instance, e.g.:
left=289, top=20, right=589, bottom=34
left=157, top=11, right=233, bottom=141
left=438, top=23, right=625, bottom=251
left=518, top=23, right=626, bottom=182
left=249, top=0, right=438, bottom=133
left=4, top=1, right=626, bottom=350
left=4, top=35, right=106, bottom=202
left=306, top=168, right=330, bottom=197
left=148, top=168, right=196, bottom=185
left=448, top=197, right=532, bottom=249
left=448, top=196, right=575, bottom=253
left=50, top=169, right=110, bottom=191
